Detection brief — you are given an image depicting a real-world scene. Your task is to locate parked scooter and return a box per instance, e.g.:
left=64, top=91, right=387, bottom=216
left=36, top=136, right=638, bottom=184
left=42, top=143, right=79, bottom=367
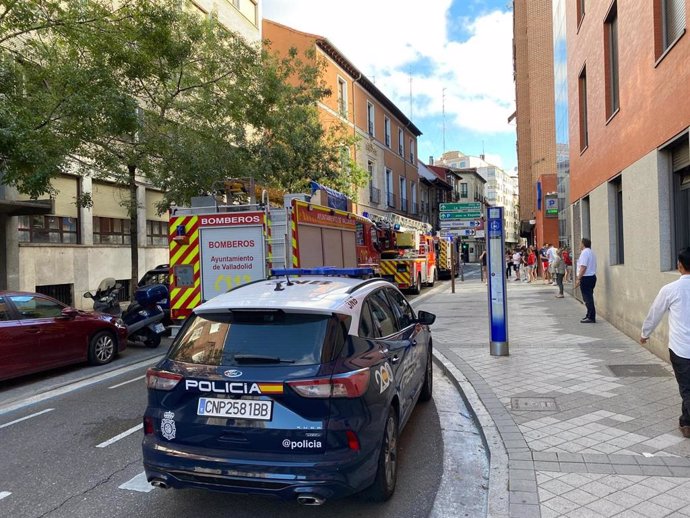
left=84, top=279, right=167, bottom=348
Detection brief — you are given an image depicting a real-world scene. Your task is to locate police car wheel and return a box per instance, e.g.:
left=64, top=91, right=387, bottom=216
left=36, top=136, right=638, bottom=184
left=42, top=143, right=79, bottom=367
left=88, top=331, right=116, bottom=366
left=363, top=407, right=398, bottom=502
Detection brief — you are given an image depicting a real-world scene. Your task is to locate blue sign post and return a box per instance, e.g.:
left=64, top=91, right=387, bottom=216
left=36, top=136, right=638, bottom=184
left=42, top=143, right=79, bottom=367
left=486, top=206, right=509, bottom=356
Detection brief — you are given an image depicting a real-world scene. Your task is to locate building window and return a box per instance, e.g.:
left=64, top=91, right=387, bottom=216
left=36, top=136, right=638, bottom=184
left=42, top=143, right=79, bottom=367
left=400, top=178, right=407, bottom=211
left=17, top=215, right=79, bottom=244
left=147, top=220, right=169, bottom=246
left=337, top=76, right=347, bottom=117
left=578, top=66, right=588, bottom=151
left=384, top=117, right=391, bottom=147
left=411, top=182, right=417, bottom=214
left=93, top=217, right=131, bottom=245
left=656, top=0, right=686, bottom=56
left=386, top=168, right=395, bottom=208
left=398, top=128, right=404, bottom=157
left=604, top=3, right=619, bottom=118
left=577, top=0, right=586, bottom=27
left=460, top=183, right=468, bottom=198
left=609, top=176, right=624, bottom=264
left=409, top=139, right=415, bottom=163
left=367, top=102, right=375, bottom=137
left=35, top=283, right=74, bottom=307
left=671, top=135, right=690, bottom=257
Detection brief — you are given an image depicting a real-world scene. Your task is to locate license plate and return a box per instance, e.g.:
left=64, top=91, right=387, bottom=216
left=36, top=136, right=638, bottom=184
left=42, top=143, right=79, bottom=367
left=153, top=323, right=165, bottom=334
left=197, top=398, right=273, bottom=421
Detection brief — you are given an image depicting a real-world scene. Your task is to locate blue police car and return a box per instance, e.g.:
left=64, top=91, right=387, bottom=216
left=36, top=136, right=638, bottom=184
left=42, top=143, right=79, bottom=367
left=142, top=268, right=435, bottom=504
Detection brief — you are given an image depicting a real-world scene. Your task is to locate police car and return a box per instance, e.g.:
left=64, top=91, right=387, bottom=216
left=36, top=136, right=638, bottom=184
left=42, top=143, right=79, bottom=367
left=142, top=267, right=435, bottom=504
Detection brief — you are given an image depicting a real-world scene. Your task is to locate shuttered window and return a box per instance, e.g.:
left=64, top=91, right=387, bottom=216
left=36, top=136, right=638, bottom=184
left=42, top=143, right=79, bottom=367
left=671, top=135, right=690, bottom=257
left=663, top=0, right=686, bottom=49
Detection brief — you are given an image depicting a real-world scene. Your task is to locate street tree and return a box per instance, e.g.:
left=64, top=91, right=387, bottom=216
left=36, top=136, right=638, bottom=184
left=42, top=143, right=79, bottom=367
left=1, top=0, right=365, bottom=289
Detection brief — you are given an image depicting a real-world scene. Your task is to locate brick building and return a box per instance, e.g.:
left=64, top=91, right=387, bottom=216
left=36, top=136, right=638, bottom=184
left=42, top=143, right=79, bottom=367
left=567, top=0, right=689, bottom=359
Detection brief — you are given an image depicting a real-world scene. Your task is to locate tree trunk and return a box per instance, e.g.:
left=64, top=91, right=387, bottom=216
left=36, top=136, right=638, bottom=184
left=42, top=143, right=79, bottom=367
left=129, top=164, right=139, bottom=298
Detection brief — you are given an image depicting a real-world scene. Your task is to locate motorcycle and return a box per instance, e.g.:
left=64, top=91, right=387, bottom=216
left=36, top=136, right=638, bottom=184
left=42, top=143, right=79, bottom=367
left=84, top=279, right=167, bottom=348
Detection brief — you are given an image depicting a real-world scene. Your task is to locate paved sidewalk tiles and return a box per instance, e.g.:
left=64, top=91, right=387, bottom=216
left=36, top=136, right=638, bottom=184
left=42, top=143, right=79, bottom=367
left=426, top=278, right=690, bottom=518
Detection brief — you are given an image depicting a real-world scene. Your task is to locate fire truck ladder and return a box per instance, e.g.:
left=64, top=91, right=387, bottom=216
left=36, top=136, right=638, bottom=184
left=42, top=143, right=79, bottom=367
left=267, top=207, right=289, bottom=271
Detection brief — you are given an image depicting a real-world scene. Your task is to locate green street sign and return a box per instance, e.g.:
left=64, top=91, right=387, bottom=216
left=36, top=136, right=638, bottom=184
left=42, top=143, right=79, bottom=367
left=439, top=202, right=482, bottom=212
left=439, top=211, right=482, bottom=220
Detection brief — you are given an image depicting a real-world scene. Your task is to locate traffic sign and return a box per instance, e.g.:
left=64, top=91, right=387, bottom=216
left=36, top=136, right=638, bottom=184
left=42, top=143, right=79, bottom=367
left=442, top=228, right=475, bottom=236
left=439, top=202, right=482, bottom=212
left=439, top=211, right=482, bottom=220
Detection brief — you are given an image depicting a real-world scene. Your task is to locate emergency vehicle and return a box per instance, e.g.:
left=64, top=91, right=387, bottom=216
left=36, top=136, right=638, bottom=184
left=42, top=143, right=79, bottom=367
left=372, top=213, right=437, bottom=294
left=436, top=236, right=458, bottom=279
left=167, top=194, right=381, bottom=322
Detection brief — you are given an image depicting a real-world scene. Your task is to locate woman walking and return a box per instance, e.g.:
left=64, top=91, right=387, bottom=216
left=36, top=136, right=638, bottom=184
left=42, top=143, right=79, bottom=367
left=553, top=248, right=566, bottom=298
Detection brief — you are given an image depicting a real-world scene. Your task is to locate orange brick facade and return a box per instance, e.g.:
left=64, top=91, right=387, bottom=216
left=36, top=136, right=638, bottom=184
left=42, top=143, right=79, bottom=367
left=513, top=0, right=559, bottom=247
left=568, top=1, right=690, bottom=200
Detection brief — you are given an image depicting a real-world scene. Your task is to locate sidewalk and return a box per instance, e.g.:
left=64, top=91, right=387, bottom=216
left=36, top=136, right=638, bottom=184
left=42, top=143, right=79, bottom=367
left=425, top=277, right=690, bottom=518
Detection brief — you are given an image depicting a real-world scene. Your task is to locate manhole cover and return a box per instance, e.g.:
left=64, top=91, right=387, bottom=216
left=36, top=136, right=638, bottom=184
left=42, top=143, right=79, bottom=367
left=511, top=397, right=559, bottom=411
left=607, top=364, right=672, bottom=377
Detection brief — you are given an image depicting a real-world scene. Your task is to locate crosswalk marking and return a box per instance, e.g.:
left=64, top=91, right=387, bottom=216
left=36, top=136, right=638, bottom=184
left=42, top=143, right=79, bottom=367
left=96, top=424, right=143, bottom=448
left=0, top=492, right=11, bottom=500
left=119, top=472, right=156, bottom=493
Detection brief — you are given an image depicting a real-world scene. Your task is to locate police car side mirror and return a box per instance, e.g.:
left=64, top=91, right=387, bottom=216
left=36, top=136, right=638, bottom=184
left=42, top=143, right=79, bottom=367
left=416, top=310, right=436, bottom=326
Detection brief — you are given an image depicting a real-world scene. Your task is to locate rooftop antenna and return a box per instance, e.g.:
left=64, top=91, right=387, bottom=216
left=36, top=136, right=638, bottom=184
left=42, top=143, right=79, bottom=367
left=442, top=88, right=447, bottom=154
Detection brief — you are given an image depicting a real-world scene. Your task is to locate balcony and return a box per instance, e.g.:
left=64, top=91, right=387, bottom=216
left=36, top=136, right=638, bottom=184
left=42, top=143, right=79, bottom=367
left=411, top=202, right=418, bottom=215
left=369, top=185, right=381, bottom=204
left=401, top=198, right=408, bottom=212
left=421, top=201, right=429, bottom=214
left=387, top=192, right=396, bottom=208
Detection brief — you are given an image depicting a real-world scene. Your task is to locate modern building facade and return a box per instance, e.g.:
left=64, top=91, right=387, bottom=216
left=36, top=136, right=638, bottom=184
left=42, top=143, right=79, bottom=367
left=513, top=0, right=559, bottom=247
left=0, top=0, right=262, bottom=307
left=566, top=0, right=689, bottom=359
left=262, top=20, right=423, bottom=223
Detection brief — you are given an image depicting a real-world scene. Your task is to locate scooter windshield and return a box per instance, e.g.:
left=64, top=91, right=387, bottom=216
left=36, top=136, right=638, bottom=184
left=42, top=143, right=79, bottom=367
left=97, top=277, right=118, bottom=292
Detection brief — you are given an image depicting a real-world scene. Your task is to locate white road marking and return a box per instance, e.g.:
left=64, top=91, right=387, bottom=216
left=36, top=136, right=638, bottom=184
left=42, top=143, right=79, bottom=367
left=109, top=375, right=146, bottom=389
left=0, top=356, right=163, bottom=417
left=0, top=408, right=54, bottom=429
left=96, top=424, right=143, bottom=448
left=0, top=492, right=11, bottom=500
left=119, top=471, right=156, bottom=493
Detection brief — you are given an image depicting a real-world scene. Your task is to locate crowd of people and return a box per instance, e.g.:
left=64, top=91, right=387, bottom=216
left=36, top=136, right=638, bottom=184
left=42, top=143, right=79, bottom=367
left=501, top=243, right=573, bottom=297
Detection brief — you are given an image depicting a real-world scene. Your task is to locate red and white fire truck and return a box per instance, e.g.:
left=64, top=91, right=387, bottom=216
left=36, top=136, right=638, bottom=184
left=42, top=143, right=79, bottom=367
left=167, top=194, right=381, bottom=322
left=372, top=213, right=437, bottom=294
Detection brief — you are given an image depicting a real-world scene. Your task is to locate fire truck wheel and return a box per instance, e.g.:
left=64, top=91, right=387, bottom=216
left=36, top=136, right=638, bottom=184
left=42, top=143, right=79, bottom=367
left=411, top=274, right=422, bottom=295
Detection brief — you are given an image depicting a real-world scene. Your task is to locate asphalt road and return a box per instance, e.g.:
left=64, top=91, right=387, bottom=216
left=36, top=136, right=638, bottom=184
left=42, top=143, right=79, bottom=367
left=0, top=276, right=487, bottom=518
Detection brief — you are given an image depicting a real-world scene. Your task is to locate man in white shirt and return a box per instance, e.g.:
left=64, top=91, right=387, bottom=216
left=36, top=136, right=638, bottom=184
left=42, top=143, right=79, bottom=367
left=548, top=243, right=558, bottom=284
left=575, top=237, right=597, bottom=323
left=640, top=248, right=690, bottom=438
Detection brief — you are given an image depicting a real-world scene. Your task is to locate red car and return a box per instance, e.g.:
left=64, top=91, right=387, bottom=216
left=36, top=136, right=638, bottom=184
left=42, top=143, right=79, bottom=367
left=0, top=291, right=128, bottom=382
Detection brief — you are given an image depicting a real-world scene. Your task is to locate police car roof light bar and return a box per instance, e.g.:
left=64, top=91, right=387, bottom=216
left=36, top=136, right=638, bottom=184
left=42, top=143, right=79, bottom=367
left=270, top=267, right=375, bottom=278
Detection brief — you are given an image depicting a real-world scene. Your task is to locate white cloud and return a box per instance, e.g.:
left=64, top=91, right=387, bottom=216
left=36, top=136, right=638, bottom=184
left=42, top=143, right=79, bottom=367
left=263, top=0, right=515, bottom=135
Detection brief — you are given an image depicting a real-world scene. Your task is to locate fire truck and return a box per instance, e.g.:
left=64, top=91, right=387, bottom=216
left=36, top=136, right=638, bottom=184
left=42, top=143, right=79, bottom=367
left=371, top=213, right=437, bottom=294
left=167, top=194, right=381, bottom=322
left=436, top=236, right=458, bottom=279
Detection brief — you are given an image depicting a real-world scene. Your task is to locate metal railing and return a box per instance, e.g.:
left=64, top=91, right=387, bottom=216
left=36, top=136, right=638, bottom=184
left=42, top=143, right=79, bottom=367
left=411, top=202, right=419, bottom=215
left=400, top=198, right=408, bottom=212
left=369, top=185, right=381, bottom=204
left=387, top=192, right=396, bottom=208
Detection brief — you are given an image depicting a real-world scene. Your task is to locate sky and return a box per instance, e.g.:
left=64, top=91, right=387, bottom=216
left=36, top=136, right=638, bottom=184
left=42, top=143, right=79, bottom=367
left=263, top=0, right=517, bottom=173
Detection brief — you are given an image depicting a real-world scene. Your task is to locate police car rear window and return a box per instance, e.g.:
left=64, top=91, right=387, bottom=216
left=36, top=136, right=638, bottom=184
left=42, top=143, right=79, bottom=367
left=168, top=311, right=330, bottom=366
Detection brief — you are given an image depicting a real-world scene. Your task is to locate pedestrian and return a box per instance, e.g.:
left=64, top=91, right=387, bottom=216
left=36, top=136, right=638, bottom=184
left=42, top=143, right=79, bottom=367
left=505, top=250, right=512, bottom=280
left=480, top=250, right=487, bottom=284
left=548, top=243, right=558, bottom=285
left=552, top=248, right=566, bottom=298
left=563, top=247, right=573, bottom=283
left=512, top=249, right=522, bottom=281
left=575, top=237, right=597, bottom=323
left=527, top=246, right=537, bottom=282
left=540, top=244, right=550, bottom=283
left=640, top=247, right=690, bottom=438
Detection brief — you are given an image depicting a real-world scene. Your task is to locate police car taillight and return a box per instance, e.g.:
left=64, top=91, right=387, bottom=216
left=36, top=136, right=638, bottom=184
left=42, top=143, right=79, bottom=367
left=288, top=368, right=370, bottom=398
left=146, top=369, right=183, bottom=391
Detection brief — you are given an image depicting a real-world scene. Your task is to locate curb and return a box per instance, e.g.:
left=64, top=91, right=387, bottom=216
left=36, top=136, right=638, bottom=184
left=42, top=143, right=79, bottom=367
left=433, top=349, right=510, bottom=518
